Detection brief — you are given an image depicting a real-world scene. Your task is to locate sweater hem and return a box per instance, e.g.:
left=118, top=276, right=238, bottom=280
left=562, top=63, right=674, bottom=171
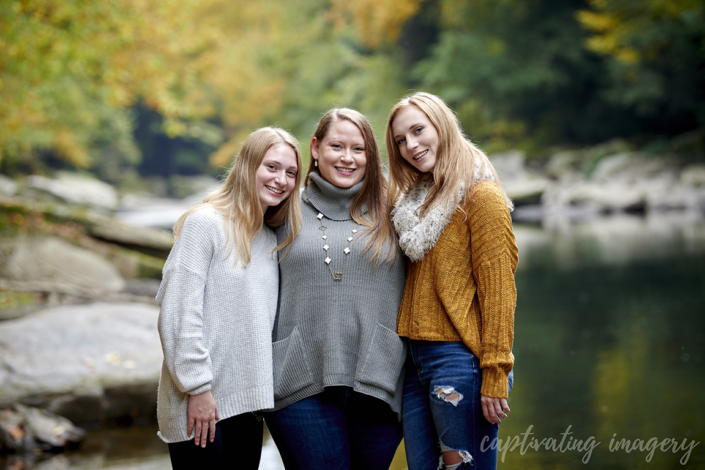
left=272, top=377, right=402, bottom=419
left=157, top=384, right=274, bottom=443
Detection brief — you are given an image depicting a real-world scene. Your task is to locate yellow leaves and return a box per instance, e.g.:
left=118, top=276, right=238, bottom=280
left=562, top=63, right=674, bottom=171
left=328, top=0, right=424, bottom=48
left=578, top=0, right=700, bottom=65
left=53, top=128, right=90, bottom=168
left=578, top=1, right=641, bottom=64
left=576, top=10, right=616, bottom=33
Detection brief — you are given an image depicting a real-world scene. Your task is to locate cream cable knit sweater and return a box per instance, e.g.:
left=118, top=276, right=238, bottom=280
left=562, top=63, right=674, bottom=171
left=156, top=207, right=279, bottom=443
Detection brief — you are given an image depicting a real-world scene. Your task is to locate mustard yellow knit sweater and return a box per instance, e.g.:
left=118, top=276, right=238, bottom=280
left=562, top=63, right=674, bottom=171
left=396, top=181, right=518, bottom=398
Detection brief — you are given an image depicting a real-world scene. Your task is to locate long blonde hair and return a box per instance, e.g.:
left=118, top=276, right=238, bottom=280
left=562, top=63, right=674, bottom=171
left=304, top=108, right=397, bottom=265
left=174, top=127, right=303, bottom=266
left=385, top=92, right=513, bottom=216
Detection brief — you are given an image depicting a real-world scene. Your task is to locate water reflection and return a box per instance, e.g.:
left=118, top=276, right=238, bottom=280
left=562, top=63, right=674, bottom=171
left=2, top=214, right=704, bottom=469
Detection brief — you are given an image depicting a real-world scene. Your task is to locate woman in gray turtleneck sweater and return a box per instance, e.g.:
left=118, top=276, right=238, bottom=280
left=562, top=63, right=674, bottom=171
left=265, top=108, right=407, bottom=469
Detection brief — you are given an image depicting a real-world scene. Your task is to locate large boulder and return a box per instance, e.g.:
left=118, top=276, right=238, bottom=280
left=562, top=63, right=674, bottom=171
left=26, top=173, right=118, bottom=212
left=489, top=150, right=550, bottom=206
left=0, top=237, right=125, bottom=297
left=0, top=302, right=162, bottom=425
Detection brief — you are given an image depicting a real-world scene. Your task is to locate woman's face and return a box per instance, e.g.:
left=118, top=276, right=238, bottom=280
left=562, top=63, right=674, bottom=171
left=311, top=119, right=367, bottom=188
left=255, top=144, right=299, bottom=211
left=391, top=105, right=439, bottom=173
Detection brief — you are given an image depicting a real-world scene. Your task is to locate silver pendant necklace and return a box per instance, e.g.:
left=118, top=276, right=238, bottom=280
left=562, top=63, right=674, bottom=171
left=317, top=212, right=360, bottom=281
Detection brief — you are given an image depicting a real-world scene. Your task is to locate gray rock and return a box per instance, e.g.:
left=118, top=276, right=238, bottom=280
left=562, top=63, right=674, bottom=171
left=87, top=218, right=173, bottom=255
left=26, top=173, right=118, bottom=211
left=0, top=175, right=18, bottom=196
left=0, top=302, right=162, bottom=425
left=546, top=150, right=586, bottom=179
left=590, top=153, right=678, bottom=184
left=0, top=237, right=125, bottom=296
left=489, top=150, right=551, bottom=206
left=0, top=404, right=85, bottom=452
left=681, top=164, right=705, bottom=188
left=489, top=150, right=528, bottom=180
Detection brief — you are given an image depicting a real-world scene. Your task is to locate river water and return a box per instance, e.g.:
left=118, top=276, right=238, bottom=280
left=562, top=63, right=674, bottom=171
left=2, top=212, right=704, bottom=469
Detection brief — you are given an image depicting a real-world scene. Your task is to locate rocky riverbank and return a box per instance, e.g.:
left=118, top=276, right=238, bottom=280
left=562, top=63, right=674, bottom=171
left=491, top=137, right=705, bottom=219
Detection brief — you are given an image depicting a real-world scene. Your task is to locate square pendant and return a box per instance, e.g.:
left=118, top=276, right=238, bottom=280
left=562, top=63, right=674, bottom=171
left=317, top=213, right=324, bottom=220
left=323, top=245, right=329, bottom=251
left=344, top=247, right=350, bottom=254
left=324, top=257, right=331, bottom=264
left=322, top=235, right=327, bottom=240
left=334, top=272, right=343, bottom=281
left=352, top=229, right=358, bottom=233
left=319, top=225, right=327, bottom=231
left=347, top=237, right=353, bottom=242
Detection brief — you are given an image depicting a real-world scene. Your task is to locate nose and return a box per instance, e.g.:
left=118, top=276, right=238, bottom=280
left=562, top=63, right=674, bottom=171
left=407, top=135, right=418, bottom=149
left=341, top=149, right=354, bottom=162
left=274, top=170, right=286, bottom=184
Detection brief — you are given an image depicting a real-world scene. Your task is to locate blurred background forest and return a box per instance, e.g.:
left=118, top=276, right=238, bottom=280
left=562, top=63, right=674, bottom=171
left=2, top=0, right=704, bottom=189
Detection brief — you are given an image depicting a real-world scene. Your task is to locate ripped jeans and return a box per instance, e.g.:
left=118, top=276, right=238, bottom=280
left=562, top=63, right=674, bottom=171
left=402, top=340, right=514, bottom=470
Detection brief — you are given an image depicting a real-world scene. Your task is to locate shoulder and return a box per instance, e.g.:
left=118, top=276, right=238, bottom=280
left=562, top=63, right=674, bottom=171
left=182, top=206, right=224, bottom=231
left=464, top=181, right=509, bottom=212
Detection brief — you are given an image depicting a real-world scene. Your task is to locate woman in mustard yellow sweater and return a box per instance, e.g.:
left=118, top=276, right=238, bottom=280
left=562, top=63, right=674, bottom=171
left=386, top=92, right=518, bottom=470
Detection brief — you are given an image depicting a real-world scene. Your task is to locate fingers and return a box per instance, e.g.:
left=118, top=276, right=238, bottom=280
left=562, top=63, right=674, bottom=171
left=481, top=395, right=510, bottom=425
left=501, top=398, right=510, bottom=415
left=215, top=406, right=220, bottom=421
left=187, top=416, right=195, bottom=438
left=209, top=415, right=217, bottom=443
left=200, top=418, right=209, bottom=448
left=194, top=421, right=202, bottom=446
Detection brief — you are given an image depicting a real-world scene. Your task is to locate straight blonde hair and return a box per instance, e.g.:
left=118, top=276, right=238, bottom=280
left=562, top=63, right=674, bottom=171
left=174, top=127, right=303, bottom=266
left=385, top=92, right=513, bottom=216
left=304, top=108, right=397, bottom=265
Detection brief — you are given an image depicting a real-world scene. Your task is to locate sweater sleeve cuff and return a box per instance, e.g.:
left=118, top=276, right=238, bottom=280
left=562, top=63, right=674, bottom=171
left=189, top=383, right=212, bottom=396
left=481, top=367, right=509, bottom=398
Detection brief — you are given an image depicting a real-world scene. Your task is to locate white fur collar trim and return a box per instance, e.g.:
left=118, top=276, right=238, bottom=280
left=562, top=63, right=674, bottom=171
left=392, top=163, right=495, bottom=262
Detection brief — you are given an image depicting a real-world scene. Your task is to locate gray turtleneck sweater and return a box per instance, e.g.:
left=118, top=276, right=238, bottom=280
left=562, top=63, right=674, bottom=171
left=272, top=173, right=407, bottom=416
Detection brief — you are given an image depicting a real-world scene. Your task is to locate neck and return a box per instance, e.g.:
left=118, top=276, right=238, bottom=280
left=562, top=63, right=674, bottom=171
left=303, top=172, right=365, bottom=221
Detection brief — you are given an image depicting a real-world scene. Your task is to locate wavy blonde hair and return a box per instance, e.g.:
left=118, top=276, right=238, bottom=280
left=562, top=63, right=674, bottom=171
left=385, top=92, right=513, bottom=216
left=174, top=127, right=303, bottom=266
left=304, top=107, right=397, bottom=265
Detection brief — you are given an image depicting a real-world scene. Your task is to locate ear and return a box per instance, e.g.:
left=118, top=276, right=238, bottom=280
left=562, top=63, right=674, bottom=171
left=310, top=137, right=320, bottom=161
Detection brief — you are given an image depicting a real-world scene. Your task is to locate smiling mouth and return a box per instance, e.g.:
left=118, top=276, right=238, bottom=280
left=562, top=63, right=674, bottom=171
left=413, top=150, right=428, bottom=161
left=265, top=185, right=284, bottom=195
left=335, top=167, right=356, bottom=174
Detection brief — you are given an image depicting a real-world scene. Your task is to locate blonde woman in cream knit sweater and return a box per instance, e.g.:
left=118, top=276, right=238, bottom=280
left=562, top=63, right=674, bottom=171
left=156, top=127, right=302, bottom=469
left=386, top=92, right=518, bottom=470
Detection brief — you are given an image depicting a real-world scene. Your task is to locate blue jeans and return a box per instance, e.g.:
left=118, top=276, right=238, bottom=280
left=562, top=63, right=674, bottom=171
left=265, top=386, right=403, bottom=470
left=402, top=340, right=514, bottom=470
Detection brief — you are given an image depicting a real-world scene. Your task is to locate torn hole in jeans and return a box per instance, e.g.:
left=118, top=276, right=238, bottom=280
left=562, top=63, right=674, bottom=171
left=438, top=439, right=473, bottom=470
left=432, top=386, right=463, bottom=407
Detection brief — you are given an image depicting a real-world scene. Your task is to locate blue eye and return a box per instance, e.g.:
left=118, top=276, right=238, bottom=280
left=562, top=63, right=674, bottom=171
left=397, top=138, right=406, bottom=145
left=415, top=127, right=423, bottom=134
left=286, top=171, right=297, bottom=177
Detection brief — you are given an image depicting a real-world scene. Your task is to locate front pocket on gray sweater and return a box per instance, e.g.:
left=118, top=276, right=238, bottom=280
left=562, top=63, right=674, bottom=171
left=272, top=326, right=315, bottom=400
left=356, top=323, right=406, bottom=395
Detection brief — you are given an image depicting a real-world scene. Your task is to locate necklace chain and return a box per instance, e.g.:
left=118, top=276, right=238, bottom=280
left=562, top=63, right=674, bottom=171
left=317, top=212, right=359, bottom=282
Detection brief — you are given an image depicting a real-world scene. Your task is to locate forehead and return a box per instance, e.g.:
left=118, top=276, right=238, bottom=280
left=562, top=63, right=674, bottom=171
left=263, top=144, right=297, bottom=164
left=324, top=119, right=364, bottom=142
left=393, top=105, right=431, bottom=131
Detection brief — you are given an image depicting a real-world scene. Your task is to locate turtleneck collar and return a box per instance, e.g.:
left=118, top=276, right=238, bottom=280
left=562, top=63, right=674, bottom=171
left=302, top=172, right=367, bottom=221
